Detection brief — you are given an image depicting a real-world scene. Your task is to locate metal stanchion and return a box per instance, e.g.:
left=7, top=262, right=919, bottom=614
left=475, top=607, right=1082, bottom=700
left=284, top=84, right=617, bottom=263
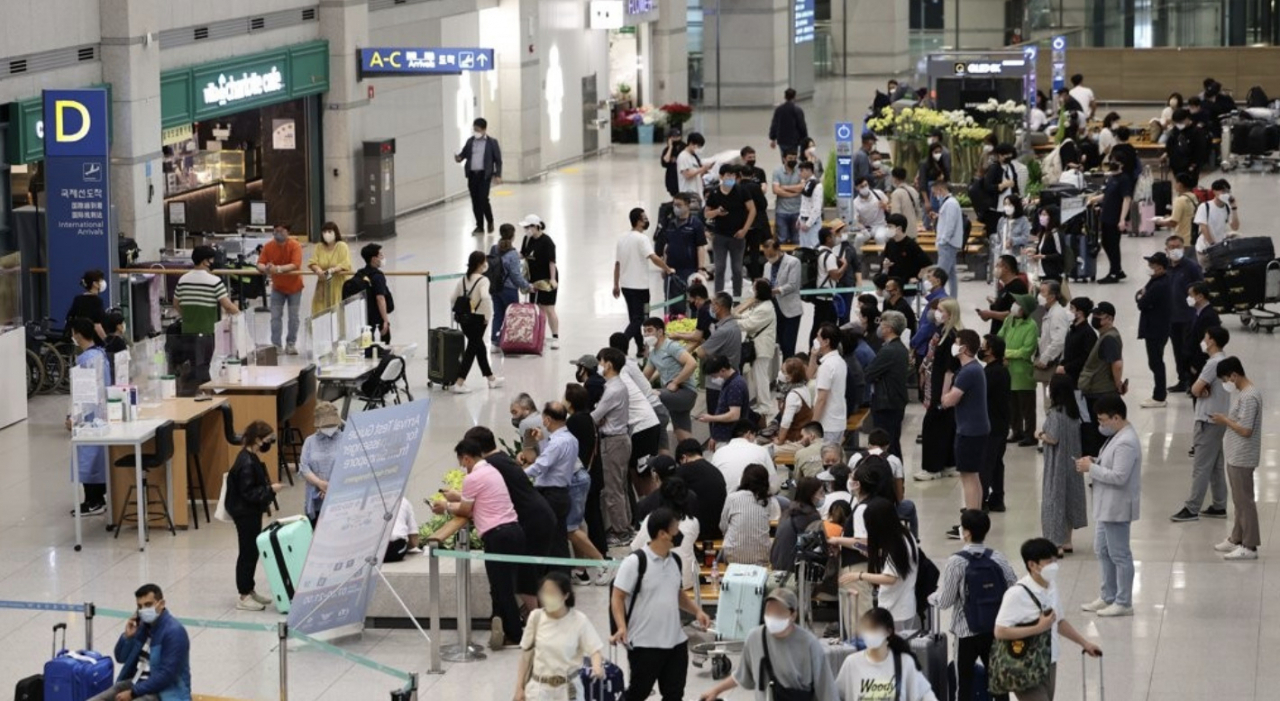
left=84, top=602, right=95, bottom=650
left=277, top=621, right=289, bottom=701
left=428, top=542, right=444, bottom=673
left=439, top=525, right=485, bottom=662
left=797, top=562, right=811, bottom=631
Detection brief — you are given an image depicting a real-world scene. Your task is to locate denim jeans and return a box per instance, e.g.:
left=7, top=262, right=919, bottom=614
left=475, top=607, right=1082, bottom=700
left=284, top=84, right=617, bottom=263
left=491, top=286, right=518, bottom=343
left=712, top=235, right=745, bottom=297
left=775, top=212, right=801, bottom=244
left=270, top=289, right=302, bottom=347
left=799, top=219, right=821, bottom=248
left=936, top=243, right=959, bottom=298
left=1095, top=520, right=1134, bottom=607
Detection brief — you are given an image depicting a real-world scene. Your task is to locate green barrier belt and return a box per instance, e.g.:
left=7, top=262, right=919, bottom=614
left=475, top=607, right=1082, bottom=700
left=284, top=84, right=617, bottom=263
left=290, top=629, right=414, bottom=682
left=432, top=549, right=622, bottom=569
left=430, top=273, right=466, bottom=282
left=645, top=283, right=922, bottom=313
left=98, top=607, right=278, bottom=633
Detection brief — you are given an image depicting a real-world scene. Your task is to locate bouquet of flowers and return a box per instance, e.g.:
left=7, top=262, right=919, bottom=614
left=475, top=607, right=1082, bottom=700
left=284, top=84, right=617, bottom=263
left=421, top=469, right=484, bottom=550
left=975, top=98, right=1027, bottom=127
left=866, top=106, right=953, bottom=141
left=659, top=103, right=694, bottom=127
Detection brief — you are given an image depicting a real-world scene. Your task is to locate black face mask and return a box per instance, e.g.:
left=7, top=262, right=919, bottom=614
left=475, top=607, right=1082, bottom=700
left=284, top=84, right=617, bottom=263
left=511, top=417, right=522, bottom=429
left=671, top=531, right=684, bottom=548
left=1090, top=317, right=1104, bottom=330
left=259, top=439, right=274, bottom=454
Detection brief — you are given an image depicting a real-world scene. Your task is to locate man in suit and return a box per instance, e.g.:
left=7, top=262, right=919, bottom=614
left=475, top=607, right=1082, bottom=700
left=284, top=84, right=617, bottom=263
left=455, top=117, right=503, bottom=234
left=768, top=88, right=808, bottom=156
left=863, top=311, right=911, bottom=459
left=1136, top=252, right=1174, bottom=408
left=1076, top=395, right=1141, bottom=618
left=762, top=238, right=802, bottom=359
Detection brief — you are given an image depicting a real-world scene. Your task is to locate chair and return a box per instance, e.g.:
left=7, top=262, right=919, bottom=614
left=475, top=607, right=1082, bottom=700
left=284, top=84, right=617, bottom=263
left=275, top=381, right=300, bottom=485
left=111, top=421, right=178, bottom=540
left=283, top=365, right=316, bottom=468
left=218, top=402, right=244, bottom=446
left=355, top=356, right=405, bottom=411
left=185, top=415, right=211, bottom=529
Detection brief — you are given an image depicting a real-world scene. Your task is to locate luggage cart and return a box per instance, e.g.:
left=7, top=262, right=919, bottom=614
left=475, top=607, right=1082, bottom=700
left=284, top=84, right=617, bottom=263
left=1239, top=260, right=1280, bottom=333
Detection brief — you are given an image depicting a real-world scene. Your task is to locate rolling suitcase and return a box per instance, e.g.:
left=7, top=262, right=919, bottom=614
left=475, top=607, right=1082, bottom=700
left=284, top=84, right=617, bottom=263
left=1205, top=236, right=1275, bottom=270
left=909, top=604, right=950, bottom=701
left=664, top=273, right=688, bottom=318
left=579, top=646, right=625, bottom=701
left=1081, top=650, right=1104, bottom=701
left=498, top=302, right=546, bottom=355
left=15, top=673, right=43, bottom=701
left=428, top=327, right=464, bottom=387
left=257, top=515, right=313, bottom=614
left=1070, top=231, right=1097, bottom=282
left=44, top=624, right=113, bottom=701
left=714, top=563, right=768, bottom=641
left=1136, top=201, right=1156, bottom=236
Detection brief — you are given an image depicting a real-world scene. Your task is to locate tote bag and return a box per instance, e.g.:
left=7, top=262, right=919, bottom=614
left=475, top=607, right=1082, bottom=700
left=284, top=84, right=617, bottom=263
left=214, top=473, right=234, bottom=523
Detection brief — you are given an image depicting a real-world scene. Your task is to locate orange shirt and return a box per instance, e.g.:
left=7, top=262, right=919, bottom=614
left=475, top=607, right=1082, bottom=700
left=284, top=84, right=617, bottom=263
left=258, top=238, right=304, bottom=294
left=824, top=521, right=844, bottom=539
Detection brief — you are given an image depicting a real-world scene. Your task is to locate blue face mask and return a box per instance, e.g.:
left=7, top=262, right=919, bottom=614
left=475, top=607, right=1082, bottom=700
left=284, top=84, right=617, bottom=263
left=722, top=178, right=737, bottom=188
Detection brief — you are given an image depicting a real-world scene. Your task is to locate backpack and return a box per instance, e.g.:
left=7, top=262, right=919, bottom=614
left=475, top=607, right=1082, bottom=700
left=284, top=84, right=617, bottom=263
left=795, top=247, right=819, bottom=302
left=958, top=549, right=1009, bottom=634
left=1247, top=85, right=1270, bottom=108
left=342, top=272, right=371, bottom=301
left=609, top=549, right=683, bottom=636
left=911, top=541, right=941, bottom=625
left=485, top=246, right=508, bottom=291
left=453, top=278, right=480, bottom=325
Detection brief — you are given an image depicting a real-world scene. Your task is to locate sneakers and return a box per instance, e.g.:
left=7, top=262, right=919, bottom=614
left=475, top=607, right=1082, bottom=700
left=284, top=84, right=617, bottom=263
left=986, top=500, right=1007, bottom=513
left=472, top=227, right=485, bottom=235
left=946, top=525, right=961, bottom=539
left=1097, top=604, right=1134, bottom=617
left=1169, top=508, right=1199, bottom=522
left=1224, top=546, right=1259, bottom=561
left=487, top=376, right=505, bottom=389
left=1140, top=398, right=1167, bottom=408
left=940, top=468, right=958, bottom=478
left=489, top=616, right=505, bottom=650
left=249, top=591, right=272, bottom=605
left=236, top=596, right=266, bottom=612
left=490, top=345, right=502, bottom=354
left=1168, top=383, right=1189, bottom=393
left=549, top=336, right=561, bottom=350
left=450, top=383, right=473, bottom=394
left=1017, top=437, right=1039, bottom=447
left=1080, top=598, right=1109, bottom=613
left=70, top=502, right=106, bottom=517
left=1213, top=539, right=1239, bottom=553
left=285, top=344, right=298, bottom=356
left=593, top=567, right=615, bottom=586
left=607, top=532, right=635, bottom=548
left=1202, top=506, right=1228, bottom=518
left=913, top=470, right=940, bottom=482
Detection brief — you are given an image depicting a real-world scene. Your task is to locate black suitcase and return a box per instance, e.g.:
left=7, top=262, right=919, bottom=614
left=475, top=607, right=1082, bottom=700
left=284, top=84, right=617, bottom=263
left=428, top=327, right=464, bottom=387
left=1221, top=263, right=1269, bottom=308
left=1152, top=180, right=1173, bottom=217
left=14, top=674, right=42, bottom=701
left=1205, top=236, right=1275, bottom=270
left=909, top=604, right=951, bottom=701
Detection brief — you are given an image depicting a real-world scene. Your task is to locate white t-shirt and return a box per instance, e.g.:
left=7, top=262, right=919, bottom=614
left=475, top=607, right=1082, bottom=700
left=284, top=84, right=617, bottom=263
left=613, top=546, right=688, bottom=648
left=818, top=489, right=851, bottom=518
left=818, top=246, right=840, bottom=287
left=390, top=498, right=417, bottom=540
left=878, top=536, right=920, bottom=631
left=995, top=575, right=1064, bottom=662
left=676, top=150, right=703, bottom=194
left=779, top=386, right=812, bottom=431
left=616, top=230, right=655, bottom=290
left=519, top=608, right=604, bottom=679
left=1192, top=200, right=1234, bottom=250
left=631, top=515, right=700, bottom=590
left=1029, top=107, right=1048, bottom=132
left=864, top=448, right=904, bottom=480
left=853, top=190, right=889, bottom=229
left=1069, top=85, right=1096, bottom=115
left=620, top=373, right=660, bottom=433
left=814, top=352, right=848, bottom=435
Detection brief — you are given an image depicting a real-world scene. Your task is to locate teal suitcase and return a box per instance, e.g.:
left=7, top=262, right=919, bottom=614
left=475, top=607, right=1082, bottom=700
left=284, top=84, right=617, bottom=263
left=257, top=515, right=313, bottom=613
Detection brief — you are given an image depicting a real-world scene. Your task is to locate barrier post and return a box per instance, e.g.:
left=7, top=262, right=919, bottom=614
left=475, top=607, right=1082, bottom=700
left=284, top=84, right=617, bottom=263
left=439, top=525, right=485, bottom=662
left=84, top=602, right=95, bottom=650
left=428, top=542, right=443, bottom=673
left=277, top=621, right=289, bottom=701
left=797, top=562, right=810, bottom=630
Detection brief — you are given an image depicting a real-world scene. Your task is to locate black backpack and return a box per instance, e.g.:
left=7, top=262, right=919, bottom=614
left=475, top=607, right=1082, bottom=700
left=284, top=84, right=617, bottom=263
left=958, top=549, right=1008, bottom=634
left=453, top=278, right=480, bottom=325
left=795, top=247, right=819, bottom=302
left=609, top=549, right=683, bottom=636
left=341, top=272, right=371, bottom=301
left=911, top=540, right=941, bottom=626
left=485, top=246, right=508, bottom=291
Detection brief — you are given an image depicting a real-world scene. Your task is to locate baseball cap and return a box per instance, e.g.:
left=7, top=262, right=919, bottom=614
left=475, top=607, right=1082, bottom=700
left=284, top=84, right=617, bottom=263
left=518, top=214, right=544, bottom=228
left=1144, top=251, right=1169, bottom=267
left=570, top=354, right=597, bottom=370
left=1093, top=301, right=1117, bottom=317
left=765, top=587, right=799, bottom=611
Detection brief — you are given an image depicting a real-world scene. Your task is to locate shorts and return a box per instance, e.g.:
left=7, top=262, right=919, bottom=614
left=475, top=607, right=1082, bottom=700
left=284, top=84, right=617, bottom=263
left=567, top=468, right=591, bottom=531
left=954, top=434, right=988, bottom=474
left=530, top=286, right=559, bottom=306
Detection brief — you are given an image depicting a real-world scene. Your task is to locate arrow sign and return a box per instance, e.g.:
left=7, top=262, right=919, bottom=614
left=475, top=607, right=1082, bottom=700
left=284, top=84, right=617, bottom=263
left=359, top=47, right=496, bottom=77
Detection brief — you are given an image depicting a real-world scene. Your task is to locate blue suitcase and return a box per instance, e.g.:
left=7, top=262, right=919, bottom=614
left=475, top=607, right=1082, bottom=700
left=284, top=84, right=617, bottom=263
left=579, top=648, right=625, bottom=701
left=257, top=515, right=314, bottom=614
left=714, top=563, right=768, bottom=641
left=44, top=624, right=113, bottom=701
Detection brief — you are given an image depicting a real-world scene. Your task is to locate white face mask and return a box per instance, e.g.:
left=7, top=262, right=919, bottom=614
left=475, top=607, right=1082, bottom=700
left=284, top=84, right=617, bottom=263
left=1037, top=294, right=1048, bottom=307
left=1200, top=340, right=1210, bottom=353
left=871, top=160, right=881, bottom=169
left=138, top=606, right=160, bottom=625
left=643, top=334, right=658, bottom=348
left=1039, top=562, right=1060, bottom=584
left=1216, top=192, right=1229, bottom=204
left=858, top=187, right=871, bottom=198
left=951, top=343, right=963, bottom=358
left=933, top=152, right=943, bottom=161
left=322, top=230, right=336, bottom=245
left=1010, top=303, right=1022, bottom=318
left=861, top=630, right=888, bottom=650
left=474, top=130, right=484, bottom=139
left=933, top=309, right=946, bottom=324
left=1169, top=248, right=1184, bottom=262
left=1003, top=205, right=1015, bottom=217
left=776, top=371, right=790, bottom=386
left=539, top=592, right=565, bottom=614
left=921, top=280, right=933, bottom=293
left=319, top=426, right=340, bottom=437
left=1223, top=380, right=1238, bottom=393
left=1187, top=295, right=1197, bottom=308
left=763, top=615, right=792, bottom=635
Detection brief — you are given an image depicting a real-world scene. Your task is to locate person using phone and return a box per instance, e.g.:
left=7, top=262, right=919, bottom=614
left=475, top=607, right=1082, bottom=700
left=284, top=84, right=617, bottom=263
left=225, top=421, right=286, bottom=611
left=89, top=584, right=191, bottom=701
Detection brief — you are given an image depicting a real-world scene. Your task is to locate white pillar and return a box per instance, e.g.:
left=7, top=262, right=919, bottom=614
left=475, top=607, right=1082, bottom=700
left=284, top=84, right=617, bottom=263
left=319, top=2, right=368, bottom=237
left=832, top=0, right=910, bottom=76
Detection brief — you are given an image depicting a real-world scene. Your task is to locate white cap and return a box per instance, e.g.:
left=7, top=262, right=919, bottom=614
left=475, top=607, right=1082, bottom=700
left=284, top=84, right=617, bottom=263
left=518, top=214, right=544, bottom=228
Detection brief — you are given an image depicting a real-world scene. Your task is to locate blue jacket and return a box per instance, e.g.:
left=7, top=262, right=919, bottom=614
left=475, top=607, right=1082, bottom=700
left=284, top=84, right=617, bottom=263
left=115, top=611, right=191, bottom=701
left=489, top=245, right=531, bottom=293
left=910, top=289, right=947, bottom=357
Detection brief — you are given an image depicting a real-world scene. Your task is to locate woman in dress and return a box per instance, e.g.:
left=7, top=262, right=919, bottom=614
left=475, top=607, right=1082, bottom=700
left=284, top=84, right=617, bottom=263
left=996, top=194, right=1032, bottom=273
left=307, top=221, right=353, bottom=314
left=449, top=250, right=502, bottom=392
left=1035, top=375, right=1087, bottom=556
left=917, top=298, right=962, bottom=480
left=515, top=571, right=605, bottom=701
left=735, top=279, right=778, bottom=422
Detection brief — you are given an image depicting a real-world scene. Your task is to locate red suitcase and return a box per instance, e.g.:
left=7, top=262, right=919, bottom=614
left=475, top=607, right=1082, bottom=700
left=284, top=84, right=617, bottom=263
left=499, top=303, right=546, bottom=355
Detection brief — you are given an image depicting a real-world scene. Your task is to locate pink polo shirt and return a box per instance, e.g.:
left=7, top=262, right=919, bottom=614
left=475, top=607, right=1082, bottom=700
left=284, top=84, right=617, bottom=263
left=461, top=460, right=519, bottom=536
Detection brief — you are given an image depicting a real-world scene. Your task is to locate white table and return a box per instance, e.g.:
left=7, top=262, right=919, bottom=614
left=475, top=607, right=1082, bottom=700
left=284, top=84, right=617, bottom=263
left=70, top=419, right=167, bottom=552
left=317, top=342, right=418, bottom=417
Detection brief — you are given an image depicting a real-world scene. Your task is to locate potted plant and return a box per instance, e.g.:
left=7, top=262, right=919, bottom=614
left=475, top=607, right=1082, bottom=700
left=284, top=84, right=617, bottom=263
left=659, top=102, right=694, bottom=130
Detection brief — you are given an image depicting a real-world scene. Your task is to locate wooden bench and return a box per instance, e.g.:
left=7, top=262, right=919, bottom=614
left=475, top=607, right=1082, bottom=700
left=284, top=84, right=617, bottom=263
left=774, top=452, right=796, bottom=467
left=843, top=408, right=871, bottom=451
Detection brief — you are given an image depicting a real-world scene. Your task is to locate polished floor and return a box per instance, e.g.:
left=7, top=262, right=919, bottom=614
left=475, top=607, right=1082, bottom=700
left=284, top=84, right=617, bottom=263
left=3, top=78, right=1279, bottom=700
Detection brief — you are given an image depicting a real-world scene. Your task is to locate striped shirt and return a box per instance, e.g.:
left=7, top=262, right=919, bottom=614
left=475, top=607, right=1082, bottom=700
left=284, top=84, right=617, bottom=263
left=175, top=269, right=228, bottom=334
left=1225, top=385, right=1263, bottom=468
left=719, top=490, right=774, bottom=567
left=934, top=544, right=1018, bottom=637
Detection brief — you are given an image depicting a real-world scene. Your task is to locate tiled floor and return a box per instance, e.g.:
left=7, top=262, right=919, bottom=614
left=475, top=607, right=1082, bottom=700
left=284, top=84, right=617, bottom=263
left=4, top=77, right=1279, bottom=699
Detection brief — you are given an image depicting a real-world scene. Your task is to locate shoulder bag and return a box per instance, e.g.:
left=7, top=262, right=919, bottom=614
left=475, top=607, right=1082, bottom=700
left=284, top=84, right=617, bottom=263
left=759, top=629, right=817, bottom=701
left=988, top=584, right=1053, bottom=695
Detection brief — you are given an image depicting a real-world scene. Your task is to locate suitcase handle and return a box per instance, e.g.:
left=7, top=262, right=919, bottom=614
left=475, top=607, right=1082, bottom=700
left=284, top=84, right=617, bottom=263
left=52, top=622, right=67, bottom=658
left=1081, top=649, right=1104, bottom=701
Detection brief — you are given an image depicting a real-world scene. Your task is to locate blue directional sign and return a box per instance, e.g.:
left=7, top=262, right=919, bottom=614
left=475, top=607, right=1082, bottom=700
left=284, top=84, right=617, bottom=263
left=835, top=122, right=854, bottom=222
left=359, top=48, right=495, bottom=77
left=1051, top=35, right=1067, bottom=92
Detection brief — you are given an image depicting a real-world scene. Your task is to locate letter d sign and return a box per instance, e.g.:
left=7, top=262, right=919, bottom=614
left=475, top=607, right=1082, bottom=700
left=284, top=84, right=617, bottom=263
left=54, top=100, right=91, bottom=144
left=42, top=89, right=108, bottom=158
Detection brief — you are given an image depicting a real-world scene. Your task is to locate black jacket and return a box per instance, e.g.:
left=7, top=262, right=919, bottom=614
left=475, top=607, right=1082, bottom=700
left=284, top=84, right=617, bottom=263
left=1187, top=304, right=1222, bottom=373
left=882, top=237, right=933, bottom=286
left=458, top=135, right=503, bottom=178
left=769, top=101, right=809, bottom=148
left=1036, top=230, right=1067, bottom=282
left=1137, top=271, right=1174, bottom=340
left=984, top=361, right=1012, bottom=434
left=864, top=339, right=910, bottom=412
left=226, top=449, right=274, bottom=519
left=1061, top=320, right=1098, bottom=383
left=1165, top=125, right=1208, bottom=177
left=770, top=502, right=821, bottom=572
left=676, top=459, right=728, bottom=540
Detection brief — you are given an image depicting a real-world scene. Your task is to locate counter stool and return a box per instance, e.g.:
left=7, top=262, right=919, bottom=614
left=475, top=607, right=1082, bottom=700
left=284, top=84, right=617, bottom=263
left=275, top=381, right=300, bottom=485
left=111, top=421, right=177, bottom=540
left=282, top=365, right=315, bottom=469
left=185, top=415, right=210, bottom=529
left=218, top=402, right=243, bottom=446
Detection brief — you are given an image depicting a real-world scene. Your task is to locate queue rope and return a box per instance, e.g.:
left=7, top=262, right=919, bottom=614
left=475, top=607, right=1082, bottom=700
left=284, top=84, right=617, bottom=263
left=430, top=548, right=622, bottom=569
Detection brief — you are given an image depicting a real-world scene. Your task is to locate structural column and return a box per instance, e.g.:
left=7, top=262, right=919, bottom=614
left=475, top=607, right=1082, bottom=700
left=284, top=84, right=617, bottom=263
left=653, top=0, right=690, bottom=106
left=833, top=0, right=910, bottom=76
left=319, top=0, right=370, bottom=239
left=101, top=0, right=164, bottom=256
left=491, top=0, right=542, bottom=182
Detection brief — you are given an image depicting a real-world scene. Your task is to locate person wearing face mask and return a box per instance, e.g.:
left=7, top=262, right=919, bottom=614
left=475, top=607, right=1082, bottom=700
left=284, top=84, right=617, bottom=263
left=64, top=319, right=111, bottom=517
left=851, top=176, right=890, bottom=247
left=93, top=584, right=191, bottom=701
left=836, top=607, right=938, bottom=701
left=449, top=251, right=502, bottom=393
left=1158, top=92, right=1184, bottom=136
left=852, top=134, right=878, bottom=187
left=801, top=137, right=824, bottom=178
left=1074, top=395, right=1141, bottom=618
left=796, top=159, right=825, bottom=248
left=703, top=164, right=756, bottom=297
left=676, top=132, right=712, bottom=195
left=1135, top=252, right=1174, bottom=408
left=1077, top=302, right=1126, bottom=455
left=352, top=243, right=394, bottom=354
left=841, top=498, right=920, bottom=636
left=66, top=268, right=108, bottom=341
left=523, top=402, right=581, bottom=564
left=307, top=221, right=352, bottom=314
left=1170, top=325, right=1231, bottom=524
left=1163, top=235, right=1203, bottom=393
left=995, top=195, right=1031, bottom=271
left=806, top=324, right=849, bottom=447
left=1087, top=160, right=1133, bottom=285
left=299, top=402, right=344, bottom=526
left=256, top=224, right=304, bottom=354
left=1184, top=281, right=1221, bottom=381
left=1192, top=178, right=1242, bottom=265
left=1033, top=280, right=1072, bottom=404
left=762, top=238, right=803, bottom=358
left=919, top=137, right=951, bottom=227
left=383, top=497, right=420, bottom=563
left=881, top=215, right=932, bottom=294
left=1162, top=107, right=1208, bottom=180
left=454, top=117, right=502, bottom=234
left=734, top=279, right=779, bottom=421
left=699, top=587, right=837, bottom=701
left=771, top=148, right=805, bottom=244
left=931, top=180, right=964, bottom=297
left=225, top=420, right=285, bottom=611
left=993, top=538, right=1102, bottom=700
left=810, top=228, right=848, bottom=344
left=980, top=335, right=1011, bottom=513
left=940, top=330, right=990, bottom=535
left=519, top=214, right=562, bottom=349
left=1028, top=207, right=1069, bottom=289
left=915, top=298, right=961, bottom=483
left=768, top=477, right=825, bottom=572
left=864, top=311, right=911, bottom=458
left=615, top=208, right=675, bottom=359
left=656, top=193, right=709, bottom=310
left=611, top=507, right=712, bottom=700
left=1210, top=357, right=1263, bottom=561
left=488, top=223, right=534, bottom=347
left=997, top=294, right=1040, bottom=447
left=1036, top=375, right=1087, bottom=557
left=515, top=572, right=605, bottom=701
left=888, top=167, right=923, bottom=240
left=1056, top=297, right=1097, bottom=386
left=908, top=268, right=947, bottom=369
left=642, top=318, right=699, bottom=443
left=978, top=254, right=1029, bottom=336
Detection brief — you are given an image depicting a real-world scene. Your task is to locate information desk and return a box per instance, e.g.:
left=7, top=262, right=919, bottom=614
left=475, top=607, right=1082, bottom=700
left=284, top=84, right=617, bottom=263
left=200, top=366, right=316, bottom=475
left=71, top=420, right=166, bottom=552
left=106, top=397, right=228, bottom=530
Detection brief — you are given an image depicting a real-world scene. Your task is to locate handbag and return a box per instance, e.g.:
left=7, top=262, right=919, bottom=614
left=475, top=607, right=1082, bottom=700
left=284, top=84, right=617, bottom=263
left=988, top=584, right=1053, bottom=694
left=214, top=473, right=233, bottom=523
left=740, top=311, right=773, bottom=368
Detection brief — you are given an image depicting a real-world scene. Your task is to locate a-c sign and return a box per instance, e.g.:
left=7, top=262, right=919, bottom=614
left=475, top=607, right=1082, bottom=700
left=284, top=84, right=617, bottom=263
left=43, top=89, right=108, bottom=158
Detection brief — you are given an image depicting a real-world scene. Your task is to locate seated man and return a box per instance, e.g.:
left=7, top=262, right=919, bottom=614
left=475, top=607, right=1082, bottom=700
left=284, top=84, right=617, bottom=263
left=384, top=497, right=421, bottom=563
left=92, top=584, right=191, bottom=701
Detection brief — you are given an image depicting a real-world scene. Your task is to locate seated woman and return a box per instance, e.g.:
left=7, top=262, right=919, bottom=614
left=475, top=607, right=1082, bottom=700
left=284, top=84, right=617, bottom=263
left=770, top=477, right=824, bottom=572
left=720, top=464, right=780, bottom=567
left=773, top=357, right=814, bottom=455
left=840, top=498, right=920, bottom=636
